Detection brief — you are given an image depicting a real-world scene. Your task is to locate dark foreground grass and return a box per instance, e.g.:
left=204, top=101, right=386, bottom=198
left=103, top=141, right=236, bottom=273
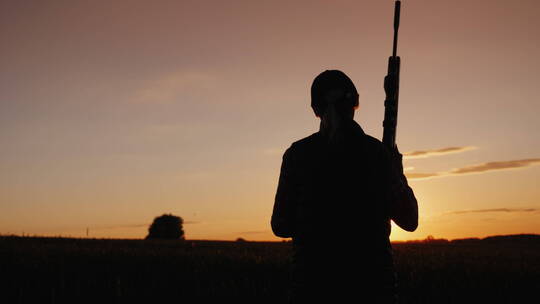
left=1, top=235, right=539, bottom=303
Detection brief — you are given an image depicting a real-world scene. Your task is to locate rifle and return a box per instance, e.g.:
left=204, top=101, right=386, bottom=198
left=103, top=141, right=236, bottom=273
left=382, top=0, right=401, bottom=149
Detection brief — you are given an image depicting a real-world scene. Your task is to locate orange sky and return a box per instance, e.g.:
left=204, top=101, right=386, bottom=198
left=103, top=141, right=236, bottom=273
left=1, top=0, right=539, bottom=241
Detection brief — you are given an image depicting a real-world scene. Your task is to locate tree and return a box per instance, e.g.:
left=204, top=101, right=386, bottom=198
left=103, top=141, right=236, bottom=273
left=146, top=213, right=185, bottom=240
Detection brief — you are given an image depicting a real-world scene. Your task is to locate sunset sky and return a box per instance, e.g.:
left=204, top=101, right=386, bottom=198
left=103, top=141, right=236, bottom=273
left=1, top=0, right=539, bottom=241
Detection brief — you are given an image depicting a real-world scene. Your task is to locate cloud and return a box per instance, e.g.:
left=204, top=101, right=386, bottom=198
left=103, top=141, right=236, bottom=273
left=443, top=208, right=538, bottom=215
left=449, top=158, right=540, bottom=174
left=405, top=172, right=440, bottom=180
left=92, top=221, right=200, bottom=230
left=133, top=71, right=217, bottom=104
left=237, top=230, right=269, bottom=235
left=406, top=158, right=540, bottom=180
left=91, top=223, right=147, bottom=230
left=404, top=146, right=476, bottom=159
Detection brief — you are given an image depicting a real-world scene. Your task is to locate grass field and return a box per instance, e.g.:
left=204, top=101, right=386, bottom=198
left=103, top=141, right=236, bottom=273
left=1, top=235, right=539, bottom=303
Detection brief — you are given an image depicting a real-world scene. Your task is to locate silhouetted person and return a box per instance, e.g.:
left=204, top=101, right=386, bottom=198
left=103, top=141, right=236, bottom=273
left=271, top=70, right=418, bottom=303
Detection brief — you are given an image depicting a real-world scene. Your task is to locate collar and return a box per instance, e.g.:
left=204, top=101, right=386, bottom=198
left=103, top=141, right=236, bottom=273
left=317, top=119, right=366, bottom=144
left=347, top=119, right=366, bottom=137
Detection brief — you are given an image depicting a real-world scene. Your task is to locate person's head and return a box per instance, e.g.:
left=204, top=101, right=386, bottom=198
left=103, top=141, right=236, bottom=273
left=311, top=70, right=359, bottom=120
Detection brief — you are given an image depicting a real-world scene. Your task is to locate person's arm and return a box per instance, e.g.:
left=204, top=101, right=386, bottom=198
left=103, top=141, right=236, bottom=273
left=385, top=147, right=418, bottom=232
left=271, top=147, right=297, bottom=238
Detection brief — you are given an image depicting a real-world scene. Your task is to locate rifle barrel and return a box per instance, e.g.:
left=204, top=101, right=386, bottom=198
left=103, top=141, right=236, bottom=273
left=392, top=1, right=401, bottom=58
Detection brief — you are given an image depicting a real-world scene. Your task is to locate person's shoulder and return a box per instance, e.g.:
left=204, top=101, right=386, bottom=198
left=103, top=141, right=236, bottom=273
left=290, top=132, right=320, bottom=150
left=361, top=133, right=392, bottom=161
left=283, top=132, right=320, bottom=157
left=363, top=133, right=385, bottom=150
left=293, top=132, right=320, bottom=147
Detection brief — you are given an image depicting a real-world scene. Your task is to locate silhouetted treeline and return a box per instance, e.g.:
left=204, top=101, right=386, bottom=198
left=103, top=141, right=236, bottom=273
left=396, top=233, right=540, bottom=244
left=0, top=235, right=539, bottom=303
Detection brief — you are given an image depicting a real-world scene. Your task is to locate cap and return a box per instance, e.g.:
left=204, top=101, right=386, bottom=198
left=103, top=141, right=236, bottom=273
left=311, top=70, right=359, bottom=117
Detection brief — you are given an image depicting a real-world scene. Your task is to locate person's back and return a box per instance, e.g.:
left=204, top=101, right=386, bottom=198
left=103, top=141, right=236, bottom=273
left=271, top=70, right=418, bottom=303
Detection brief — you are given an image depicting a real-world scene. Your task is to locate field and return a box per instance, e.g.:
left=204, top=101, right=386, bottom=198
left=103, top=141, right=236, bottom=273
left=1, top=235, right=539, bottom=303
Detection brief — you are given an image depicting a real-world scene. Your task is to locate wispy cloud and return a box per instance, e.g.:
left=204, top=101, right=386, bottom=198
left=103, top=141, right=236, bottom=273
left=443, top=208, right=538, bottom=215
left=91, top=221, right=200, bottom=230
left=449, top=158, right=540, bottom=174
left=237, top=230, right=269, bottom=235
left=404, top=146, right=476, bottom=159
left=406, top=158, right=540, bottom=180
left=133, top=71, right=216, bottom=104
left=91, top=223, right=147, bottom=230
left=405, top=172, right=440, bottom=180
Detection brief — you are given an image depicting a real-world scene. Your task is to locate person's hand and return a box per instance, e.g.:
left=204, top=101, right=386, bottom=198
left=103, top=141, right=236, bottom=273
left=384, top=74, right=399, bottom=98
left=389, top=145, right=404, bottom=176
left=388, top=145, right=409, bottom=194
